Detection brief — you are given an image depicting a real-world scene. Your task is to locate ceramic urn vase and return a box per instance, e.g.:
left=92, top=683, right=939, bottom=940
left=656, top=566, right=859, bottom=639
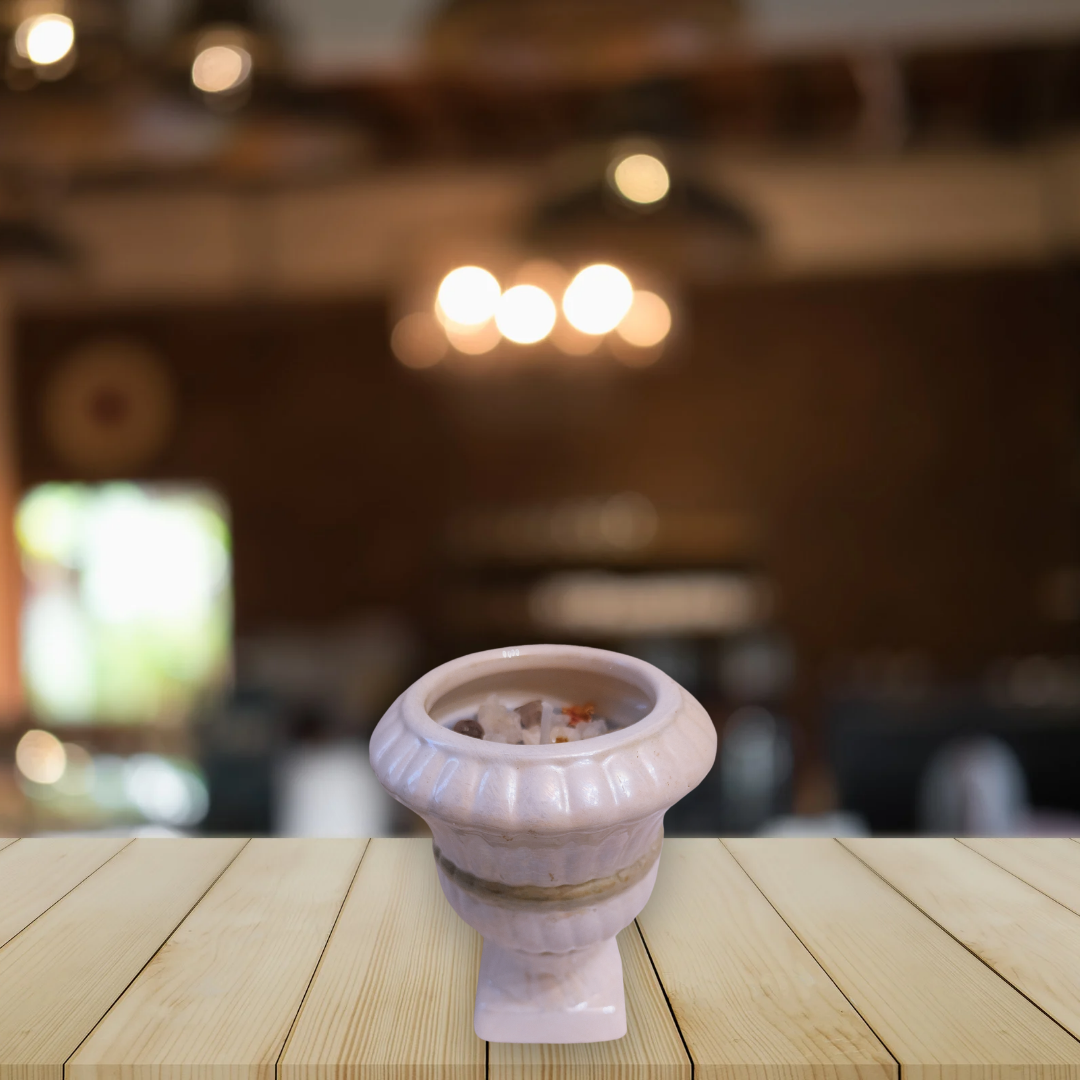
left=369, top=644, right=717, bottom=1044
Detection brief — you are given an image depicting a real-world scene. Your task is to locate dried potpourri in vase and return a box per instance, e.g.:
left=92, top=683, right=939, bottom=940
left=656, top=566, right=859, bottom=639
left=452, top=696, right=615, bottom=744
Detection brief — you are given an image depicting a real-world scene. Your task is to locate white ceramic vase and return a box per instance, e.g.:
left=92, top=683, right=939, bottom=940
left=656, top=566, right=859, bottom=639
left=369, top=644, right=717, bottom=1044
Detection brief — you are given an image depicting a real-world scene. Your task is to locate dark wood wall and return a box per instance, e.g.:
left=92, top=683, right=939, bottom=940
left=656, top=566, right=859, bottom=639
left=15, top=264, right=1080, bottom=742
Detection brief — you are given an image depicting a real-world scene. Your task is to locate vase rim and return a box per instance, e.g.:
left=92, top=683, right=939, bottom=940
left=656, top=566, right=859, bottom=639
left=402, top=643, right=681, bottom=757
left=370, top=642, right=716, bottom=835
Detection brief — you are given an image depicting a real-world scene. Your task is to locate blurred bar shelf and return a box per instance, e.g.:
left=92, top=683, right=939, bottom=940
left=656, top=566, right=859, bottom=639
left=2, top=837, right=1080, bottom=1079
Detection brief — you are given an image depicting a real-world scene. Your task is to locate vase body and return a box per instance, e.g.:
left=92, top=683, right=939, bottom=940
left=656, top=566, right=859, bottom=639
left=369, top=644, right=717, bottom=1043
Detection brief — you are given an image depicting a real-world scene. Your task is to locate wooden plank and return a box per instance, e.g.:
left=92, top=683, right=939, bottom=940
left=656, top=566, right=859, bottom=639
left=844, top=837, right=1080, bottom=1044
left=280, top=837, right=485, bottom=1080
left=960, top=838, right=1080, bottom=917
left=726, top=838, right=1080, bottom=1080
left=488, top=923, right=691, bottom=1080
left=636, top=838, right=896, bottom=1080
left=0, top=838, right=129, bottom=949
left=68, top=838, right=367, bottom=1080
left=0, top=836, right=246, bottom=1080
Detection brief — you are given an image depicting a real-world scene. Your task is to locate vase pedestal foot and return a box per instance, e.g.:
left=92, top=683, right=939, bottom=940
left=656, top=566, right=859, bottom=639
left=474, top=936, right=626, bottom=1044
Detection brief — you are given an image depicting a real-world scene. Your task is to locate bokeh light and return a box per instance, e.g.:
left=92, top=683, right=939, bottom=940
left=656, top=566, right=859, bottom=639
left=551, top=321, right=601, bottom=356
left=611, top=153, right=670, bottom=205
left=124, top=754, right=209, bottom=826
left=23, top=590, right=93, bottom=721
left=436, top=267, right=501, bottom=328
left=16, top=483, right=84, bottom=567
left=81, top=489, right=229, bottom=625
left=563, top=265, right=634, bottom=335
left=391, top=312, right=447, bottom=369
left=530, top=571, right=761, bottom=636
left=512, top=259, right=568, bottom=296
left=15, top=729, right=67, bottom=785
left=495, top=285, right=557, bottom=344
left=16, top=13, right=75, bottom=66
left=191, top=42, right=252, bottom=94
left=55, top=743, right=94, bottom=796
left=617, top=290, right=672, bottom=347
left=446, top=318, right=501, bottom=355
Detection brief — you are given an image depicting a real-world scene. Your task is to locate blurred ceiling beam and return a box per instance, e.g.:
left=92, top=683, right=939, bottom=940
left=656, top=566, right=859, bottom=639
left=1, top=41, right=1077, bottom=179
left=125, top=0, right=1080, bottom=80
left=316, top=41, right=1080, bottom=161
left=277, top=0, right=1080, bottom=80
left=14, top=140, right=1080, bottom=308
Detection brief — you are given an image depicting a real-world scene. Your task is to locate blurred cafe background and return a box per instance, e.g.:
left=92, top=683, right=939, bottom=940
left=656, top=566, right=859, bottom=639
left=2, top=0, right=1080, bottom=839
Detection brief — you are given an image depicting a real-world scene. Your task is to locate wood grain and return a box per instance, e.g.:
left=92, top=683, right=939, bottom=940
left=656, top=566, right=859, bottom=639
left=959, top=838, right=1080, bottom=917
left=0, top=837, right=245, bottom=1080
left=488, top=923, right=691, bottom=1080
left=279, top=837, right=485, bottom=1080
left=726, top=838, right=1080, bottom=1080
left=68, top=838, right=367, bottom=1080
left=844, top=837, right=1080, bottom=1043
left=636, top=838, right=896, bottom=1080
left=5, top=837, right=1080, bottom=1080
left=0, top=838, right=128, bottom=950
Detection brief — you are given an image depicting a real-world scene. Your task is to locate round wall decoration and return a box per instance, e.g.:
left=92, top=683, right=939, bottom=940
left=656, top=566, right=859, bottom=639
left=41, top=338, right=176, bottom=475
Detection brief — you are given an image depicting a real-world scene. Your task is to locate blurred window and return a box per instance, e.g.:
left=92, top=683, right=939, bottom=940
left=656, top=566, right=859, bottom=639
left=16, top=482, right=232, bottom=725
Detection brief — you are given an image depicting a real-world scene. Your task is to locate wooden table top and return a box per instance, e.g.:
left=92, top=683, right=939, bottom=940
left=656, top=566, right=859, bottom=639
left=2, top=836, right=1080, bottom=1080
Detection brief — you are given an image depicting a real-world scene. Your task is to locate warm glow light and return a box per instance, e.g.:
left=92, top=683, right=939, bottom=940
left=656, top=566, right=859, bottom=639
left=612, top=339, right=663, bottom=368
left=495, top=285, right=556, bottom=345
left=530, top=571, right=763, bottom=636
left=551, top=323, right=600, bottom=356
left=446, top=319, right=501, bottom=355
left=17, top=13, right=75, bottom=66
left=513, top=259, right=568, bottom=296
left=192, top=42, right=252, bottom=93
left=563, top=265, right=634, bottom=336
left=15, top=729, right=67, bottom=785
left=391, top=312, right=447, bottom=369
left=612, top=153, right=670, bottom=205
left=436, top=266, right=501, bottom=328
left=617, top=291, right=672, bottom=347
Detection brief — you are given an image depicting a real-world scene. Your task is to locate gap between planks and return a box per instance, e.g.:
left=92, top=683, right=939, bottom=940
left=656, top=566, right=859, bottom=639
left=486, top=921, right=691, bottom=1080
left=841, top=838, right=1080, bottom=1048
left=278, top=838, right=691, bottom=1080
left=640, top=838, right=896, bottom=1080
left=273, top=840, right=374, bottom=1077
left=0, top=839, right=691, bottom=1080
left=0, top=838, right=133, bottom=952
left=709, top=838, right=899, bottom=1080
left=0, top=837, right=248, bottom=1080
left=726, top=837, right=1080, bottom=1080
left=958, top=838, right=1080, bottom=918
left=633, top=917, right=695, bottom=1078
left=60, top=839, right=253, bottom=1076
left=11, top=838, right=1077, bottom=1080
left=68, top=838, right=369, bottom=1080
left=278, top=837, right=487, bottom=1080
